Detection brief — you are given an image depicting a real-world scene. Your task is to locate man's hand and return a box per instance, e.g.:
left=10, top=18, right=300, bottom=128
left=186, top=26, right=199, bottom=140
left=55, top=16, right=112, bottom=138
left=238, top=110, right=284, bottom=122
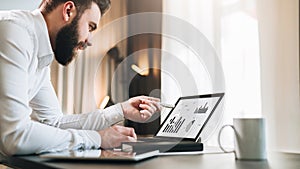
left=121, top=96, right=161, bottom=123
left=98, top=125, right=137, bottom=149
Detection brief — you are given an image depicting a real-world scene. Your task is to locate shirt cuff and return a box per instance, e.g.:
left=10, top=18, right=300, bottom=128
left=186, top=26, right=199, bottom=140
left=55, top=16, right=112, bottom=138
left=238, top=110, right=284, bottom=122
left=70, top=130, right=101, bottom=150
left=101, top=103, right=124, bottom=125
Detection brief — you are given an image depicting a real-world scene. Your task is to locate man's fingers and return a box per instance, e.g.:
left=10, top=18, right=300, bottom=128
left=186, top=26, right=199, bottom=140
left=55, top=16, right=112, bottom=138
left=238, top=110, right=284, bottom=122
left=139, top=96, right=160, bottom=102
left=112, top=125, right=137, bottom=139
left=139, top=103, right=155, bottom=113
left=125, top=136, right=137, bottom=142
left=140, top=110, right=152, bottom=120
left=140, top=99, right=161, bottom=112
left=99, top=126, right=138, bottom=149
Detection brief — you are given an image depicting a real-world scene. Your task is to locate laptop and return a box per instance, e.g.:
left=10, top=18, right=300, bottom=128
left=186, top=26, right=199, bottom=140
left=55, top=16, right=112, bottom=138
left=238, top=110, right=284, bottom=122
left=121, top=93, right=225, bottom=153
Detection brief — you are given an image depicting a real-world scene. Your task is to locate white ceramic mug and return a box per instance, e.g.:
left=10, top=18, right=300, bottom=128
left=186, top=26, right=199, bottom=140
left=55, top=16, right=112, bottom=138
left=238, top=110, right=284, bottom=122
left=218, top=118, right=267, bottom=160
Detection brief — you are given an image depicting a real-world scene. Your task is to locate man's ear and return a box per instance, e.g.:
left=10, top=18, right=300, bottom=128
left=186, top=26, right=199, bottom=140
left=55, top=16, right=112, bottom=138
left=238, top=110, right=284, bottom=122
left=62, top=1, right=76, bottom=22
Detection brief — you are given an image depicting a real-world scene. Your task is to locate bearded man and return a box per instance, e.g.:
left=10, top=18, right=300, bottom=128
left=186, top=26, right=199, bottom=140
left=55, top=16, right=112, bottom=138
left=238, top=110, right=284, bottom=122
left=0, top=0, right=160, bottom=155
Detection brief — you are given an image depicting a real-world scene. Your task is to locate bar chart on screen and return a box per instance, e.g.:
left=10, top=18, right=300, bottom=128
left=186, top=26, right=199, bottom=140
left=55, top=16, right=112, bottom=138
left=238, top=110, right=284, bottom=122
left=194, top=102, right=209, bottom=114
left=162, top=116, right=186, bottom=133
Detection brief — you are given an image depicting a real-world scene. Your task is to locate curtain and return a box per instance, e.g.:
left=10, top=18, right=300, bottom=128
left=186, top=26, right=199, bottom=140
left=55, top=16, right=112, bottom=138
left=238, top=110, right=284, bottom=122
left=257, top=0, right=300, bottom=153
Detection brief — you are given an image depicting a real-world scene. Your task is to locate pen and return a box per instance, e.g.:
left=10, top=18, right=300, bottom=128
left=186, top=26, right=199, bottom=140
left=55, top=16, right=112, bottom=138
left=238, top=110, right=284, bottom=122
left=159, top=103, right=174, bottom=108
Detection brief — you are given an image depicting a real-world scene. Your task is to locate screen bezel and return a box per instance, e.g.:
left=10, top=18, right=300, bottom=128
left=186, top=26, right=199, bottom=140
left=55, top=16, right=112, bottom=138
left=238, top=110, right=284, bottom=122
left=154, top=93, right=225, bottom=142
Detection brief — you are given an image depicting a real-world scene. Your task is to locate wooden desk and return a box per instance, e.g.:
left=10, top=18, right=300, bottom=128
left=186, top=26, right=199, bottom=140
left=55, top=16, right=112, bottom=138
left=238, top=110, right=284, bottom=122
left=1, top=151, right=300, bottom=169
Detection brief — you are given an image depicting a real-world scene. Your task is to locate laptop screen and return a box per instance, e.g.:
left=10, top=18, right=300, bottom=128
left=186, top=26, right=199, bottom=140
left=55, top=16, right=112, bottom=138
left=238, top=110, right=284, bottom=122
left=155, top=93, right=224, bottom=141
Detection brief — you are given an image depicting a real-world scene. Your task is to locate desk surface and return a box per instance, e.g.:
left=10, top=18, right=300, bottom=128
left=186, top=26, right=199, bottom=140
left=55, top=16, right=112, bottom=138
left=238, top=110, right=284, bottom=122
left=1, top=150, right=300, bottom=169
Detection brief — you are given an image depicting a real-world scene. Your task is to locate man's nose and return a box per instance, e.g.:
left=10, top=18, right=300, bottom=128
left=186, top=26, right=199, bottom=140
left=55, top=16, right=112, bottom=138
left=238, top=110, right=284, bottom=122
left=77, top=40, right=92, bottom=50
left=86, top=33, right=92, bottom=44
left=84, top=34, right=93, bottom=48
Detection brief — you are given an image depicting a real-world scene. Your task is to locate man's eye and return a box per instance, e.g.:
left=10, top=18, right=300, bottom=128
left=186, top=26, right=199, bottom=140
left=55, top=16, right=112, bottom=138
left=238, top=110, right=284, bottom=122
left=89, top=25, right=93, bottom=32
left=89, top=24, right=96, bottom=32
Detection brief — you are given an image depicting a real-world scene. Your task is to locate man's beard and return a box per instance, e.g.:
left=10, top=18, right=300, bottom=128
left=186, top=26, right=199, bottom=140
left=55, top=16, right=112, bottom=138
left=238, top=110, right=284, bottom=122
left=54, top=18, right=79, bottom=66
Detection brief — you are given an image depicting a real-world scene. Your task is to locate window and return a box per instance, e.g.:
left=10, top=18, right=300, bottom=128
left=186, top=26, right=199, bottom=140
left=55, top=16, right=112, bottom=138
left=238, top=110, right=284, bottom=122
left=162, top=0, right=261, bottom=146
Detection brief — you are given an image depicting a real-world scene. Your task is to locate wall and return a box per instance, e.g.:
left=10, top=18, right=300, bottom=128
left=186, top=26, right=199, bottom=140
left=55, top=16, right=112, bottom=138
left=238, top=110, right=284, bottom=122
left=0, top=0, right=40, bottom=10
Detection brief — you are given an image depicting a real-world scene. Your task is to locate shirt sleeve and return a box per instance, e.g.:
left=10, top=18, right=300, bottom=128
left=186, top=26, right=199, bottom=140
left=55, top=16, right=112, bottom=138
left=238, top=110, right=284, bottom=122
left=30, top=79, right=125, bottom=131
left=56, top=105, right=125, bottom=130
left=0, top=21, right=100, bottom=155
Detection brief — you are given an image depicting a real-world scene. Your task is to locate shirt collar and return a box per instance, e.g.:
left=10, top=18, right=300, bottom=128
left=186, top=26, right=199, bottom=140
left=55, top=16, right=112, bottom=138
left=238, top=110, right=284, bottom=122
left=31, top=9, right=54, bottom=69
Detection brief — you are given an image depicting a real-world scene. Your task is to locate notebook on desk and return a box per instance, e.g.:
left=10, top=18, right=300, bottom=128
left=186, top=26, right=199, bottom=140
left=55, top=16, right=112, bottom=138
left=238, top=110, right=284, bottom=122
left=40, top=149, right=159, bottom=162
left=121, top=93, right=225, bottom=153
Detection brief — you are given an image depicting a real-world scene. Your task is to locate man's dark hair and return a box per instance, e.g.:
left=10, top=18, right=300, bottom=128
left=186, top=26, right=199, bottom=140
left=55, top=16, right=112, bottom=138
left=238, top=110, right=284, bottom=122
left=40, top=0, right=111, bottom=16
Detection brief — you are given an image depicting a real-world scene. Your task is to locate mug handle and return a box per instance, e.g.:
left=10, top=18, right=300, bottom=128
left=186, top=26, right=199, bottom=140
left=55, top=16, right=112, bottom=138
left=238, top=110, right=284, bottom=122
left=218, top=124, right=235, bottom=153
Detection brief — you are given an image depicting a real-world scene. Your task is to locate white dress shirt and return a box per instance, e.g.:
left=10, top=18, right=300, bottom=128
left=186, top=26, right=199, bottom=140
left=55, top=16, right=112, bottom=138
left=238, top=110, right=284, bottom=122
left=0, top=9, right=124, bottom=155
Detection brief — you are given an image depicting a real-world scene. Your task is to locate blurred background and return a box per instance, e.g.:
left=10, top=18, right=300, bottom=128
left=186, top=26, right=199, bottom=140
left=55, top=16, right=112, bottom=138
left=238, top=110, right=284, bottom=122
left=0, top=0, right=299, bottom=154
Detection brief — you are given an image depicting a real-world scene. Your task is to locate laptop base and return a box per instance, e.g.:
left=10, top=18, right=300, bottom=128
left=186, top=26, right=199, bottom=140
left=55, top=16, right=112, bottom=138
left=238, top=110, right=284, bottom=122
left=122, top=141, right=203, bottom=153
